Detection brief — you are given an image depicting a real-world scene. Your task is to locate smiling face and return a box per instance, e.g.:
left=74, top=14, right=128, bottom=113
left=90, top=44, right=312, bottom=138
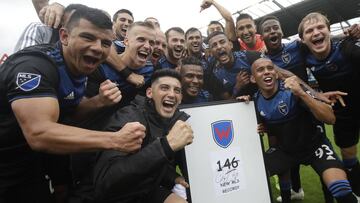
left=236, top=18, right=257, bottom=47
left=261, top=19, right=283, bottom=53
left=124, top=24, right=156, bottom=68
left=186, top=30, right=203, bottom=56
left=250, top=58, right=278, bottom=98
left=60, top=18, right=113, bottom=75
left=146, top=76, right=182, bottom=118
left=181, top=64, right=204, bottom=99
left=113, top=12, right=134, bottom=40
left=166, top=30, right=185, bottom=62
left=300, top=16, right=331, bottom=60
left=208, top=33, right=233, bottom=65
left=152, top=29, right=167, bottom=61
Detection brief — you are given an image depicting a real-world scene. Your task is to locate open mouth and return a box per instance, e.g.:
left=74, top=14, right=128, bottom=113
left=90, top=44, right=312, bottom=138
left=188, top=86, right=199, bottom=94
left=311, top=37, right=325, bottom=47
left=138, top=50, right=149, bottom=60
left=83, top=55, right=100, bottom=67
left=269, top=36, right=279, bottom=44
left=162, top=100, right=176, bottom=111
left=121, top=28, right=127, bottom=33
left=173, top=47, right=183, bottom=57
left=263, top=77, right=273, bottom=86
left=152, top=51, right=161, bottom=58
left=217, top=50, right=228, bottom=62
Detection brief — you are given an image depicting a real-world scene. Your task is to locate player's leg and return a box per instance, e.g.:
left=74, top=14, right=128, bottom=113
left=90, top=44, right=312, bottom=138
left=312, top=142, right=358, bottom=203
left=333, top=118, right=360, bottom=196
left=264, top=148, right=295, bottom=203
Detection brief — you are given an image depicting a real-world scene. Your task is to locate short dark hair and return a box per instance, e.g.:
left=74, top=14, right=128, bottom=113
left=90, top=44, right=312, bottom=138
left=185, top=27, right=202, bottom=39
left=165, top=27, right=185, bottom=40
left=207, top=31, right=227, bottom=43
left=208, top=21, right=224, bottom=29
left=65, top=6, right=112, bottom=31
left=112, top=9, right=133, bottom=22
left=151, top=69, right=182, bottom=85
left=258, top=15, right=280, bottom=34
left=64, top=4, right=87, bottom=14
left=181, top=56, right=203, bottom=67
left=236, top=13, right=254, bottom=24
left=207, top=21, right=224, bottom=35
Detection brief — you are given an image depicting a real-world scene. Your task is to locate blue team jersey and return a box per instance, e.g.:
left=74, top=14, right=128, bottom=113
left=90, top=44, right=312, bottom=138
left=46, top=44, right=87, bottom=108
left=181, top=89, right=212, bottom=104
left=306, top=40, right=356, bottom=93
left=113, top=39, right=126, bottom=54
left=255, top=81, right=320, bottom=153
left=212, top=51, right=251, bottom=93
left=99, top=62, right=153, bottom=93
left=156, top=56, right=177, bottom=69
left=266, top=41, right=307, bottom=81
left=255, top=81, right=299, bottom=124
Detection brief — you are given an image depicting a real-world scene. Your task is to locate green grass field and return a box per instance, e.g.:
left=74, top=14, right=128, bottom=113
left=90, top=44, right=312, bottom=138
left=266, top=125, right=360, bottom=203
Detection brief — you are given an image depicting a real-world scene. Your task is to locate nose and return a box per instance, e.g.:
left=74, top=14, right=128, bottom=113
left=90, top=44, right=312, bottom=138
left=90, top=40, right=103, bottom=55
left=313, top=28, right=320, bottom=36
left=192, top=76, right=199, bottom=84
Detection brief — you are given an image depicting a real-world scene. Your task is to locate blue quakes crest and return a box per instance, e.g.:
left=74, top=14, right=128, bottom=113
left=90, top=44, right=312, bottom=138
left=211, top=120, right=234, bottom=148
left=16, top=72, right=41, bottom=91
left=281, top=52, right=291, bottom=64
left=278, top=101, right=288, bottom=116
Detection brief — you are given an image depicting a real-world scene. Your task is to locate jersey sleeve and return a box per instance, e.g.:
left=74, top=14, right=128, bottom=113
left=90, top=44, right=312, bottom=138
left=340, top=38, right=360, bottom=64
left=5, top=54, right=59, bottom=103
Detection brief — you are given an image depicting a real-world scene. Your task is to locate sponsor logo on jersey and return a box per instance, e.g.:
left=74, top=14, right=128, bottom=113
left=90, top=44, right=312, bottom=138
left=281, top=52, right=291, bottom=64
left=212, top=120, right=234, bottom=148
left=355, top=39, right=360, bottom=47
left=64, top=91, right=75, bottom=100
left=16, top=72, right=41, bottom=91
left=278, top=101, right=288, bottom=116
left=223, top=79, right=229, bottom=85
left=260, top=110, right=266, bottom=117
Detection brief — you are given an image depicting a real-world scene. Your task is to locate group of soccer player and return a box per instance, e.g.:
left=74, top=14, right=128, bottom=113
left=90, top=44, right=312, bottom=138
left=0, top=0, right=359, bottom=202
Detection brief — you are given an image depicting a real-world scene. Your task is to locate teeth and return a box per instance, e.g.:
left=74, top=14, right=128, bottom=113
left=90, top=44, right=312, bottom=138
left=264, top=77, right=272, bottom=82
left=139, top=51, right=148, bottom=56
left=164, top=100, right=175, bottom=105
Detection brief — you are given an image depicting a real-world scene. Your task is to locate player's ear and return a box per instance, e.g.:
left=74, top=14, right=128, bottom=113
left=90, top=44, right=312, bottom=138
left=250, top=75, right=256, bottom=83
left=59, top=28, right=69, bottom=46
left=146, top=87, right=153, bottom=99
left=124, top=37, right=129, bottom=47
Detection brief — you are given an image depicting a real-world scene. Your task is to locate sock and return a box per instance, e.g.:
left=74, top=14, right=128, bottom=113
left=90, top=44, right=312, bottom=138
left=328, top=180, right=357, bottom=203
left=280, top=180, right=291, bottom=203
left=290, top=165, right=301, bottom=192
left=321, top=179, right=334, bottom=203
left=345, top=161, right=360, bottom=196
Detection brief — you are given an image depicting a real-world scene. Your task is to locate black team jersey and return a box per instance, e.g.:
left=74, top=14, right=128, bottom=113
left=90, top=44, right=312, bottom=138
left=0, top=43, right=86, bottom=188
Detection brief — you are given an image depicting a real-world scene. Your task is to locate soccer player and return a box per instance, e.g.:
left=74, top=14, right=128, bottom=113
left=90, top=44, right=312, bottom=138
left=94, top=69, right=193, bottom=203
left=299, top=12, right=360, bottom=197
left=243, top=53, right=358, bottom=203
left=180, top=56, right=212, bottom=104
left=205, top=31, right=254, bottom=100
left=157, top=27, right=186, bottom=70
left=185, top=27, right=209, bottom=70
left=0, top=7, right=145, bottom=202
